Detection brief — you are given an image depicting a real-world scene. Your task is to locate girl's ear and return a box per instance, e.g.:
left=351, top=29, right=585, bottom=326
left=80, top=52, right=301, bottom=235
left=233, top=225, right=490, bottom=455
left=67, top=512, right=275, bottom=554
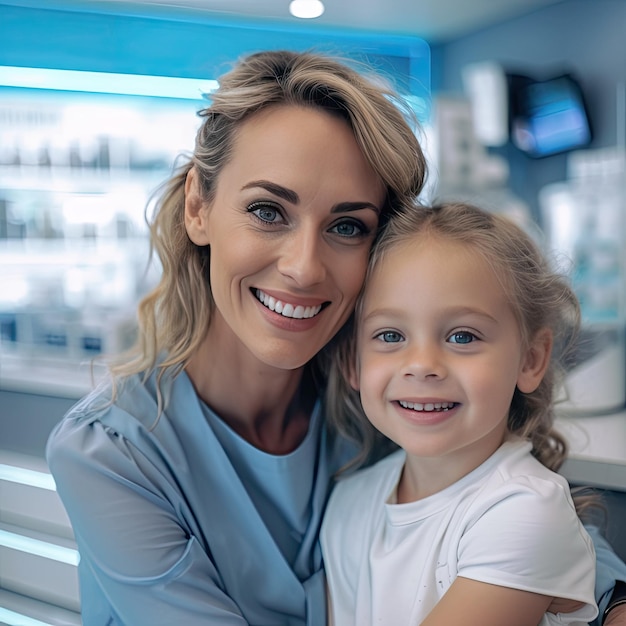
left=517, top=328, right=553, bottom=394
left=184, top=167, right=211, bottom=246
left=347, top=360, right=360, bottom=392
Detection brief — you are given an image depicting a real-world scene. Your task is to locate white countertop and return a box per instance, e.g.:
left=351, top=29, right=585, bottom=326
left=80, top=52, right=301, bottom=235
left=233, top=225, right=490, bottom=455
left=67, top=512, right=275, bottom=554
left=2, top=353, right=626, bottom=492
left=0, top=353, right=106, bottom=399
left=557, top=411, right=626, bottom=492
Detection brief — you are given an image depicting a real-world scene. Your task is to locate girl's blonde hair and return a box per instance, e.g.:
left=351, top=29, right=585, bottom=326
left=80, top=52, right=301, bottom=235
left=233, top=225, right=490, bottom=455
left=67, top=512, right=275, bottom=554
left=108, top=50, right=427, bottom=400
left=325, top=202, right=582, bottom=475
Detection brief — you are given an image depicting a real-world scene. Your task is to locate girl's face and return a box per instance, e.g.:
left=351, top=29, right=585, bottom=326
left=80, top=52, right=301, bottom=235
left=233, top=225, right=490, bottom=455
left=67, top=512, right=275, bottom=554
left=352, top=237, right=549, bottom=478
left=185, top=105, right=385, bottom=371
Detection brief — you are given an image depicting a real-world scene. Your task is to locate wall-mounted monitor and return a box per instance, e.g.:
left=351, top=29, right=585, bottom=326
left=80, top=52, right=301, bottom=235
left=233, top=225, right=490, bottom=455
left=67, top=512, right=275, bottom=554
left=508, top=73, right=592, bottom=158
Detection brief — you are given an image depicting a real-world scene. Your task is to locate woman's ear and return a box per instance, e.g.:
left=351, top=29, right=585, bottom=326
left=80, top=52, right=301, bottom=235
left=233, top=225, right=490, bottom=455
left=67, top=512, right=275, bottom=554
left=517, top=328, right=553, bottom=394
left=184, top=167, right=211, bottom=246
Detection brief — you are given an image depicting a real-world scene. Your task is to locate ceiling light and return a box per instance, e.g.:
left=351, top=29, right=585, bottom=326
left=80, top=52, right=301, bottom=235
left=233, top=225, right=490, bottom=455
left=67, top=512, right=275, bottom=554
left=289, top=0, right=325, bottom=19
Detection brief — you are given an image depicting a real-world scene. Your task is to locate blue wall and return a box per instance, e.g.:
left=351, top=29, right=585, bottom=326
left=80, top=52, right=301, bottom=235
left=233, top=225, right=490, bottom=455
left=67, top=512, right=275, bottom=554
left=0, top=1, right=430, bottom=102
left=431, top=0, right=626, bottom=218
left=0, top=0, right=431, bottom=460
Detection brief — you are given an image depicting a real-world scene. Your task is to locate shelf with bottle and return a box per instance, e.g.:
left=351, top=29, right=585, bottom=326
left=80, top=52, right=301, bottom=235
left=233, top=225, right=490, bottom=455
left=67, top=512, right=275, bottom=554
left=0, top=216, right=159, bottom=396
left=0, top=87, right=200, bottom=190
left=0, top=89, right=201, bottom=394
left=0, top=164, right=172, bottom=195
left=0, top=172, right=159, bottom=242
left=0, top=245, right=157, bottom=396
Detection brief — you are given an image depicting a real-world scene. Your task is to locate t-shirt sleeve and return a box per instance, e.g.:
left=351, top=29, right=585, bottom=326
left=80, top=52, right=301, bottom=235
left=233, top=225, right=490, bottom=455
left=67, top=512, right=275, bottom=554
left=456, top=475, right=597, bottom=623
left=46, top=412, right=249, bottom=625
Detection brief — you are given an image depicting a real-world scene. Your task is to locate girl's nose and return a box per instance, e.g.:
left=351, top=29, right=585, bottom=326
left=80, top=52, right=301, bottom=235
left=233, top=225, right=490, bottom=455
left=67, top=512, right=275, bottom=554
left=276, top=229, right=326, bottom=287
left=402, top=343, right=447, bottom=380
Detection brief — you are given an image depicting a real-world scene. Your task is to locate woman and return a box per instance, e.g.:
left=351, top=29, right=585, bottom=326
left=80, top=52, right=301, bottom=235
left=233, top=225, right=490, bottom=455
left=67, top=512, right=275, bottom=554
left=46, top=50, right=626, bottom=625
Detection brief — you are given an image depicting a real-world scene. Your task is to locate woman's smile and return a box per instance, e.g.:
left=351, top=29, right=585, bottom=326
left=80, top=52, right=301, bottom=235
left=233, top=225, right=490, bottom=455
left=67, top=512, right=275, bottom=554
left=252, top=287, right=330, bottom=332
left=254, top=288, right=326, bottom=320
left=188, top=104, right=384, bottom=371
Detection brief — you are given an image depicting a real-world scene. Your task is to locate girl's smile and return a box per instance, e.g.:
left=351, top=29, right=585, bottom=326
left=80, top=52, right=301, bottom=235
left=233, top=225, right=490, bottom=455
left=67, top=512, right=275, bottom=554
left=352, top=236, right=545, bottom=495
left=395, top=399, right=460, bottom=426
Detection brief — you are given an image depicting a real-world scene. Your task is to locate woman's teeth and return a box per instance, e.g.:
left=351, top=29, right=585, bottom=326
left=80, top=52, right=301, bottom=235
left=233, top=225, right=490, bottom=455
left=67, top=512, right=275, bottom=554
left=399, top=401, right=455, bottom=412
left=255, top=289, right=322, bottom=319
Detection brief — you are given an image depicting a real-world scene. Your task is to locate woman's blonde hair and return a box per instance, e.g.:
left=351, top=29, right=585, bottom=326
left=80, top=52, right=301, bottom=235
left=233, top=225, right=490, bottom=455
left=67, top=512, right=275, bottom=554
left=325, top=202, right=582, bottom=476
left=109, top=50, right=427, bottom=402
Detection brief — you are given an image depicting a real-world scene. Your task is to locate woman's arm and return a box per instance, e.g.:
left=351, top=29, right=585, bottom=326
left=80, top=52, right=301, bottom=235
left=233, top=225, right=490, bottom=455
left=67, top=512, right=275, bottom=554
left=586, top=525, right=626, bottom=625
left=47, top=416, right=250, bottom=625
left=603, top=581, right=626, bottom=626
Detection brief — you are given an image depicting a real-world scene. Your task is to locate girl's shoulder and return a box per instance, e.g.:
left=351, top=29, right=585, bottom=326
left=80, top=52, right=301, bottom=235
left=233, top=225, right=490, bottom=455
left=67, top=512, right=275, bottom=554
left=336, top=449, right=405, bottom=490
left=488, top=439, right=571, bottom=495
left=328, top=449, right=405, bottom=518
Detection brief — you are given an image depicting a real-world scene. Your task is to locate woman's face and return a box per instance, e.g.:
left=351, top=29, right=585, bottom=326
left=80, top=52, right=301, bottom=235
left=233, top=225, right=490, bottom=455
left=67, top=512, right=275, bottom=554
left=185, top=105, right=385, bottom=371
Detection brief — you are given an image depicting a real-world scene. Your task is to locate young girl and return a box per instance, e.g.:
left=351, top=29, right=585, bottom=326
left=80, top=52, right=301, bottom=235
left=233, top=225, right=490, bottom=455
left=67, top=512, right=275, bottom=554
left=321, top=202, right=598, bottom=626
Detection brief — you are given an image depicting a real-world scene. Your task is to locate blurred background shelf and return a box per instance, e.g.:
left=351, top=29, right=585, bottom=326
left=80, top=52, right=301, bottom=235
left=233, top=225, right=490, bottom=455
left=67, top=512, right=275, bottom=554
left=0, top=451, right=81, bottom=625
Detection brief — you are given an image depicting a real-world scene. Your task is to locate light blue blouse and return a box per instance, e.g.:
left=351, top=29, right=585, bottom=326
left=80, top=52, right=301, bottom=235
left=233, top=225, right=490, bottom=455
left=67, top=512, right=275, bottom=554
left=46, top=369, right=355, bottom=625
left=46, top=368, right=625, bottom=625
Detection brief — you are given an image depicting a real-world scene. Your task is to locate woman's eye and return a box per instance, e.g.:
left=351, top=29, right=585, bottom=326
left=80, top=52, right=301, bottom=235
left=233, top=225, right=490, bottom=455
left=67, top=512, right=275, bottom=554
left=448, top=331, right=476, bottom=345
left=248, top=202, right=283, bottom=224
left=329, top=219, right=368, bottom=238
left=375, top=330, right=404, bottom=343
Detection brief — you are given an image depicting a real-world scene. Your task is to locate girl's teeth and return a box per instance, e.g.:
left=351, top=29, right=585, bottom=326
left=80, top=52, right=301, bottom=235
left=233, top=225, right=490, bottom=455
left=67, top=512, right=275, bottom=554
left=256, top=289, right=322, bottom=319
left=399, top=401, right=455, bottom=412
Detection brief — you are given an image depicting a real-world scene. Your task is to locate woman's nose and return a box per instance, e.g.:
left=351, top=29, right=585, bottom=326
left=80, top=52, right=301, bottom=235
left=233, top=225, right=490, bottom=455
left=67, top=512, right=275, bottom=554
left=276, top=229, right=326, bottom=287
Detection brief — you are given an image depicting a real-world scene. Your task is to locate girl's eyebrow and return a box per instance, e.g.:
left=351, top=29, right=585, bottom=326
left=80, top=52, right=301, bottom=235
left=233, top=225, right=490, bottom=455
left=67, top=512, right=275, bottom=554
left=361, top=305, right=500, bottom=325
left=242, top=180, right=381, bottom=215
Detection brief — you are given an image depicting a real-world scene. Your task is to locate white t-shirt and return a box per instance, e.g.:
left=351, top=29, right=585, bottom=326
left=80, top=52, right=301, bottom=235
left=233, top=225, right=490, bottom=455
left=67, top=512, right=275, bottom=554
left=321, top=440, right=597, bottom=626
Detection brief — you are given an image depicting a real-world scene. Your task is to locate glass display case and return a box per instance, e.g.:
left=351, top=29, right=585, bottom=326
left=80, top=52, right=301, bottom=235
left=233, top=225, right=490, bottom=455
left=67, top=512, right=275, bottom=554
left=0, top=81, right=203, bottom=396
left=540, top=147, right=626, bottom=415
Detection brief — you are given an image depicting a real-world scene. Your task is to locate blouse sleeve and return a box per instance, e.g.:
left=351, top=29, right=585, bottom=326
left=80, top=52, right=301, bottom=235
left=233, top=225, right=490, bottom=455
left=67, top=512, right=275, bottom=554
left=46, top=413, right=249, bottom=625
left=585, top=524, right=626, bottom=625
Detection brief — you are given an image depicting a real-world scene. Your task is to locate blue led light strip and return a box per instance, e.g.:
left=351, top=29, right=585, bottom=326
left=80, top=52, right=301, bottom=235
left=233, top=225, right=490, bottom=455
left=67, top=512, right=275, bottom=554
left=0, top=66, right=219, bottom=99
left=0, top=464, right=56, bottom=491
left=0, top=529, right=79, bottom=566
left=0, top=607, right=56, bottom=626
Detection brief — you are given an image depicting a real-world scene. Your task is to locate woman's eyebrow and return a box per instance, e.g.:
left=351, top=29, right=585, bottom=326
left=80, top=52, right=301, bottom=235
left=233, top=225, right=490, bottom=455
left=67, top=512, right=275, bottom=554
left=333, top=201, right=381, bottom=215
left=242, top=180, right=381, bottom=215
left=242, top=180, right=299, bottom=204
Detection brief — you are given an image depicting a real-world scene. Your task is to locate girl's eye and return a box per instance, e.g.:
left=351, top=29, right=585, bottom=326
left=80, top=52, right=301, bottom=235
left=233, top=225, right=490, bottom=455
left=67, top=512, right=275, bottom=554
left=248, top=202, right=283, bottom=224
left=329, top=219, right=369, bottom=239
left=448, top=331, right=477, bottom=345
left=375, top=330, right=404, bottom=343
